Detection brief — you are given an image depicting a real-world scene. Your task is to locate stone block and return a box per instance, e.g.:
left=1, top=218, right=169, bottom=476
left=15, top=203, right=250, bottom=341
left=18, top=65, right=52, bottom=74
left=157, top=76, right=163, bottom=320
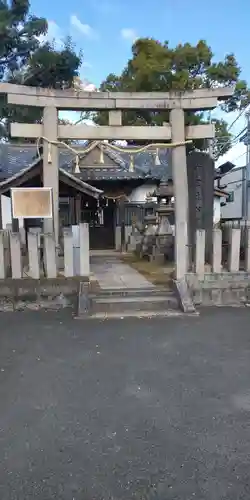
left=211, top=289, right=222, bottom=305
left=193, top=290, right=202, bottom=305
left=173, top=278, right=196, bottom=313
left=221, top=288, right=236, bottom=305
left=77, top=281, right=91, bottom=317
left=201, top=290, right=212, bottom=306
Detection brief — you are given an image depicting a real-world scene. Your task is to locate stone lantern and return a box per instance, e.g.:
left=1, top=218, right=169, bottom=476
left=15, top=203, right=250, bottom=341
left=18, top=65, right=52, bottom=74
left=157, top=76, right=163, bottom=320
left=144, top=193, right=157, bottom=230
left=137, top=193, right=157, bottom=258
left=153, top=180, right=174, bottom=262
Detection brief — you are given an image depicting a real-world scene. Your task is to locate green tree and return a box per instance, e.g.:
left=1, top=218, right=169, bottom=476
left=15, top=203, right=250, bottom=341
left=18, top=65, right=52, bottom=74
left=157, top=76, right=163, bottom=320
left=0, top=0, right=47, bottom=77
left=0, top=1, right=82, bottom=139
left=94, top=39, right=250, bottom=157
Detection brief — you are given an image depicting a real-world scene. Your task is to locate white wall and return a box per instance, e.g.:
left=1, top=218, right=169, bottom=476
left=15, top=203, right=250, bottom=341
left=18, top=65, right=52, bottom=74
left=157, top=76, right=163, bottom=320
left=220, top=167, right=244, bottom=220
left=213, top=197, right=222, bottom=225
left=1, top=195, right=24, bottom=228
left=1, top=195, right=12, bottom=228
left=128, top=183, right=157, bottom=203
left=130, top=183, right=222, bottom=225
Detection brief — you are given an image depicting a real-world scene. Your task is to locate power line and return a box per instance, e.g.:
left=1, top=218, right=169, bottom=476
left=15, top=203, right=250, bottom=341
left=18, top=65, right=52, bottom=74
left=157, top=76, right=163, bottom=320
left=213, top=124, right=248, bottom=160
left=211, top=104, right=250, bottom=160
left=229, top=151, right=246, bottom=164
left=227, top=105, right=250, bottom=132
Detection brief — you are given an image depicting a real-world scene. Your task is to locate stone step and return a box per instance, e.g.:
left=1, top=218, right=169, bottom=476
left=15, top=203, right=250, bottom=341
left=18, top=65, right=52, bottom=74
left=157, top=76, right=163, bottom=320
left=90, top=287, right=172, bottom=298
left=91, top=294, right=178, bottom=314
left=77, top=283, right=179, bottom=318
left=87, top=310, right=182, bottom=320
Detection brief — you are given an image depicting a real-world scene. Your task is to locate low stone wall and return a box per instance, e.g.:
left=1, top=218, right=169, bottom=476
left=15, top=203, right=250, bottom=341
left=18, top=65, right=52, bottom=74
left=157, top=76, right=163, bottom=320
left=0, top=277, right=88, bottom=312
left=186, top=272, right=250, bottom=306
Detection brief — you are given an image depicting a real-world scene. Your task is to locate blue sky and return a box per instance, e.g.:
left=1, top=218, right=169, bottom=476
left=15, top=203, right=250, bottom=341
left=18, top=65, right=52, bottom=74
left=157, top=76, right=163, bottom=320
left=31, top=0, right=250, bottom=166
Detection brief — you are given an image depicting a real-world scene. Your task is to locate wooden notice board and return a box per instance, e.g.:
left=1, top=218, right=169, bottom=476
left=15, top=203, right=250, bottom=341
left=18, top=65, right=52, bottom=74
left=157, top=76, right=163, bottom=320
left=11, top=188, right=53, bottom=219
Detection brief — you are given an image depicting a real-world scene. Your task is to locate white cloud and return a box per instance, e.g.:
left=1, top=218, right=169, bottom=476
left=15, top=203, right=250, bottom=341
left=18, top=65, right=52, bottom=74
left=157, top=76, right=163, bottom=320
left=82, top=61, right=92, bottom=69
left=73, top=77, right=97, bottom=91
left=38, top=20, right=63, bottom=48
left=70, top=15, right=98, bottom=39
left=121, top=28, right=138, bottom=42
left=92, top=0, right=120, bottom=14
left=82, top=82, right=96, bottom=91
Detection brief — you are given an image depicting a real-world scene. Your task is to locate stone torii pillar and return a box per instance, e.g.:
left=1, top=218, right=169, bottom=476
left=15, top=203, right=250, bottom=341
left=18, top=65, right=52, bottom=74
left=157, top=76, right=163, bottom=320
left=43, top=107, right=59, bottom=242
left=2, top=84, right=234, bottom=278
left=170, top=108, right=189, bottom=279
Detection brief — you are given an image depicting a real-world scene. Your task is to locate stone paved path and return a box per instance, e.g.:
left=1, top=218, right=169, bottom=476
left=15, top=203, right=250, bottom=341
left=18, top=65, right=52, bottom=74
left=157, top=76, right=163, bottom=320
left=90, top=253, right=154, bottom=290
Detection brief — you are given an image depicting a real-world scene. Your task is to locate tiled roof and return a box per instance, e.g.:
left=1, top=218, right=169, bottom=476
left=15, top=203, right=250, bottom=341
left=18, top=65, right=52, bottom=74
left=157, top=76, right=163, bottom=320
left=73, top=168, right=150, bottom=182
left=0, top=144, right=38, bottom=179
left=99, top=144, right=171, bottom=179
left=0, top=143, right=170, bottom=181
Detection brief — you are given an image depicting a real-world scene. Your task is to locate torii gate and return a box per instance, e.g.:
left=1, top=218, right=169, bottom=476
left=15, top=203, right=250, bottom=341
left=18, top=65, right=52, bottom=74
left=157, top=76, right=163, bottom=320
left=0, top=83, right=233, bottom=279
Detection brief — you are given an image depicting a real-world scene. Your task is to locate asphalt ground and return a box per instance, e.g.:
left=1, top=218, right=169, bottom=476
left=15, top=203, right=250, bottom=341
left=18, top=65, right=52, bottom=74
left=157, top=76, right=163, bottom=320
left=0, top=308, right=250, bottom=499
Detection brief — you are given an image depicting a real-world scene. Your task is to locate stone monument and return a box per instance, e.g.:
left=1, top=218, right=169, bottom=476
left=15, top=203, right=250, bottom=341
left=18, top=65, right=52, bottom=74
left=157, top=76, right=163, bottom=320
left=187, top=151, right=214, bottom=263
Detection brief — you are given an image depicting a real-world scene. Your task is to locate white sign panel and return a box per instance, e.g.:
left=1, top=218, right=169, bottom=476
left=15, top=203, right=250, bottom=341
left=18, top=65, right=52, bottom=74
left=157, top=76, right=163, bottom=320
left=11, top=187, right=53, bottom=219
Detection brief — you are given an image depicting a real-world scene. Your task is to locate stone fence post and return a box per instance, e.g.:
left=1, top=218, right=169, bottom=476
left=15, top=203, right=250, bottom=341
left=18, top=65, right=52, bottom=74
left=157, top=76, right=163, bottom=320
left=195, top=230, right=205, bottom=277
left=28, top=232, right=40, bottom=279
left=44, top=233, right=57, bottom=278
left=79, top=223, right=90, bottom=276
left=212, top=229, right=222, bottom=273
left=10, top=232, right=22, bottom=278
left=64, top=228, right=74, bottom=277
left=245, top=228, right=250, bottom=272
left=228, top=228, right=241, bottom=272
left=0, top=230, right=6, bottom=279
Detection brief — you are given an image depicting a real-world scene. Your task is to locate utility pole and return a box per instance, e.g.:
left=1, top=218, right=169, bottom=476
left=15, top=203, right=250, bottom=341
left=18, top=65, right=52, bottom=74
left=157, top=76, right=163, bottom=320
left=244, top=112, right=250, bottom=220
left=208, top=111, right=214, bottom=160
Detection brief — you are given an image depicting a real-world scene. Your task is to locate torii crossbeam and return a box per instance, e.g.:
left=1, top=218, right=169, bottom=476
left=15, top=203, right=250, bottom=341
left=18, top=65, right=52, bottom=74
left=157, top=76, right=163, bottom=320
left=0, top=83, right=234, bottom=279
